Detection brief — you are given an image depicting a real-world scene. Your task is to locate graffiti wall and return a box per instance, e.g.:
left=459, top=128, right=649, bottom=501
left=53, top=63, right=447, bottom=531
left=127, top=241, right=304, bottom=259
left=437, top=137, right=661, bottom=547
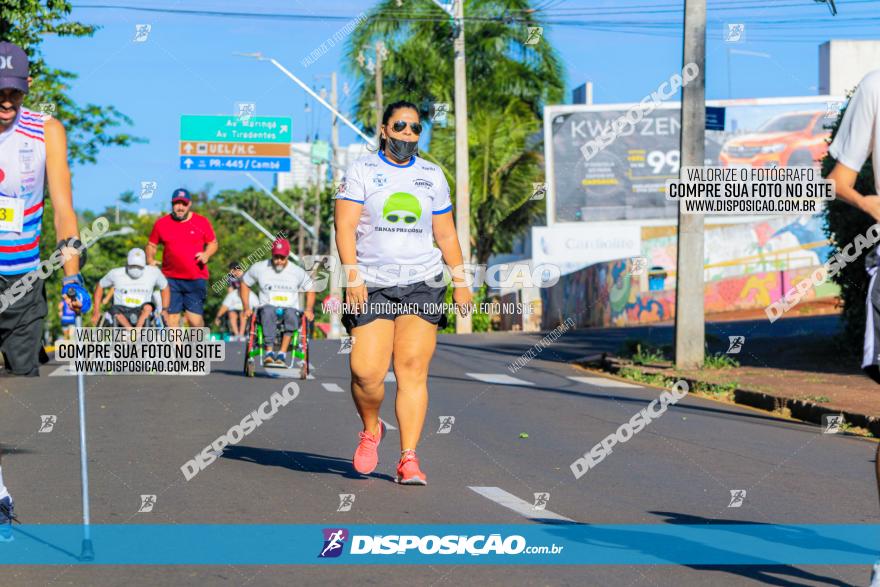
left=541, top=257, right=839, bottom=330
left=642, top=214, right=830, bottom=291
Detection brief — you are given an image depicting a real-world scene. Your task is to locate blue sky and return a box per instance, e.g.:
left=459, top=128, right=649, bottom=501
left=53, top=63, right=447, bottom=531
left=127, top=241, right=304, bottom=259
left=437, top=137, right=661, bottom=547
left=37, top=0, right=880, bottom=213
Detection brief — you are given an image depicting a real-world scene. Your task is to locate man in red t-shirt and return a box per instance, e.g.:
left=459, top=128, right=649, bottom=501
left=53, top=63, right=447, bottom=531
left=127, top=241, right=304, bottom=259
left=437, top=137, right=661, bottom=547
left=146, top=188, right=218, bottom=327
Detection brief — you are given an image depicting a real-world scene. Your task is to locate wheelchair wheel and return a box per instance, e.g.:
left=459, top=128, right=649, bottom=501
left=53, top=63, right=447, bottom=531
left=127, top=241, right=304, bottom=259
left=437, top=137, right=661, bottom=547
left=243, top=312, right=260, bottom=376
left=300, top=315, right=310, bottom=380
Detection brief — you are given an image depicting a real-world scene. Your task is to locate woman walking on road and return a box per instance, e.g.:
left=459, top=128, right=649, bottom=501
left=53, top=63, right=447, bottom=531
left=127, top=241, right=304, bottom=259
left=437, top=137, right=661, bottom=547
left=334, top=100, right=472, bottom=485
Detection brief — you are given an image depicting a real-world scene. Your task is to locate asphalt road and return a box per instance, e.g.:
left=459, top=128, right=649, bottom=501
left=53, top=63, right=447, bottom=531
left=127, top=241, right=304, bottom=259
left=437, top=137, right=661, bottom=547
left=0, top=326, right=876, bottom=586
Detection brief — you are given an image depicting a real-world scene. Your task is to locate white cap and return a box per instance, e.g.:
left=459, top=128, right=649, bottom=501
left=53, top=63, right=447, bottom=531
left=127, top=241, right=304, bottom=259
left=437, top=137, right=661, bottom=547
left=127, top=248, right=146, bottom=267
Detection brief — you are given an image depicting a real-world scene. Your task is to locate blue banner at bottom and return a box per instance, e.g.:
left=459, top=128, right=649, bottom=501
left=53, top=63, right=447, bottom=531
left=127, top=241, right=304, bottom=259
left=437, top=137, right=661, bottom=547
left=1, top=524, right=878, bottom=565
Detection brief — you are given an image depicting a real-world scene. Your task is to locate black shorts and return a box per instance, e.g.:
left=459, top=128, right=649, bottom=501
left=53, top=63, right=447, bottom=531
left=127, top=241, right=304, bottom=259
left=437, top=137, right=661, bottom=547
left=342, top=275, right=448, bottom=334
left=0, top=272, right=48, bottom=377
left=110, top=303, right=153, bottom=323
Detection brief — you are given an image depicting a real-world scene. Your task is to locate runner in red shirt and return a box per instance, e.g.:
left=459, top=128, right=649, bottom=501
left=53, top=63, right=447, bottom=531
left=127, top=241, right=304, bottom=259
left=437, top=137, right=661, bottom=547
left=146, top=188, right=218, bottom=327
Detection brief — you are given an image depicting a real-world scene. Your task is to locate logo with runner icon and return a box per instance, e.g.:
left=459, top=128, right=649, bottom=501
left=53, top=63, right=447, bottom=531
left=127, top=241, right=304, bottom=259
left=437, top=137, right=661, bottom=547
left=318, top=528, right=349, bottom=558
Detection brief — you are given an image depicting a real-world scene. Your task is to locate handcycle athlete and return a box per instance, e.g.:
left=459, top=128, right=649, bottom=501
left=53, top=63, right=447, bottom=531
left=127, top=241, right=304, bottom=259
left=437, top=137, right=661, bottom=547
left=240, top=238, right=315, bottom=373
left=91, top=247, right=170, bottom=329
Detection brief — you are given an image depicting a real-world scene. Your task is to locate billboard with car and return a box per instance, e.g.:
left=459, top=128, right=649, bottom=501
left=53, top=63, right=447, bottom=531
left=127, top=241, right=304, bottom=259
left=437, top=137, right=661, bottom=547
left=544, top=96, right=843, bottom=225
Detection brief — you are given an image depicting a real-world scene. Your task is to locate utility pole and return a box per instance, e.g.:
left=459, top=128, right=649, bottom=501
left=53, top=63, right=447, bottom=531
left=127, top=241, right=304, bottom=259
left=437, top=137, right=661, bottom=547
left=328, top=71, right=343, bottom=339
left=375, top=41, right=385, bottom=138
left=452, top=0, right=472, bottom=334
left=674, top=0, right=706, bottom=369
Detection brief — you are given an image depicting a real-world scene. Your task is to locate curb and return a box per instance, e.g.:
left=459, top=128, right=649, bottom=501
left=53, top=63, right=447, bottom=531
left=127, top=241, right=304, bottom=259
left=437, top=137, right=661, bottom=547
left=576, top=355, right=880, bottom=438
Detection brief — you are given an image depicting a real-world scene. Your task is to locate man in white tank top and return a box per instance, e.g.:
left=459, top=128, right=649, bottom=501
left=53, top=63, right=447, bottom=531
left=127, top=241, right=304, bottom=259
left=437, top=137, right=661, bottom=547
left=0, top=41, right=91, bottom=538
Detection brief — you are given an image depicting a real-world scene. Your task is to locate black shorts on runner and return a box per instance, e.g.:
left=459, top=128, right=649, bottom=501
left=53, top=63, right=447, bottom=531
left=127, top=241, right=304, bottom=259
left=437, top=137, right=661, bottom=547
left=110, top=303, right=154, bottom=324
left=342, top=275, right=448, bottom=334
left=0, top=273, right=48, bottom=377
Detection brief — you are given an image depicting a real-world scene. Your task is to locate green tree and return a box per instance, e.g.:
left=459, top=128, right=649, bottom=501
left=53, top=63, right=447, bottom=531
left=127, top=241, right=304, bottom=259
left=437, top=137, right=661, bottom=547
left=346, top=0, right=564, bottom=263
left=822, top=92, right=876, bottom=357
left=1, top=0, right=142, bottom=165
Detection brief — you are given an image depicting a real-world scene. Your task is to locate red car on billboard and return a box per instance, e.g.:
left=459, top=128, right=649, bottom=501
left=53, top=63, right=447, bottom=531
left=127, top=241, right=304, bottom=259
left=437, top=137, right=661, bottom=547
left=719, top=111, right=830, bottom=168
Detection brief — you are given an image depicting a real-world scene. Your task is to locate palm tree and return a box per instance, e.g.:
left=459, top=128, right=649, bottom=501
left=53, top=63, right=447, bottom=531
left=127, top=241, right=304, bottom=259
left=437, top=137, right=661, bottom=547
left=346, top=0, right=564, bottom=264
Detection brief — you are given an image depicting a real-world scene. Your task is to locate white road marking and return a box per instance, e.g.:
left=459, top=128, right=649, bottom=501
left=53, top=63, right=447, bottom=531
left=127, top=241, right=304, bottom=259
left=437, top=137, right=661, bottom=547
left=323, top=383, right=345, bottom=392
left=49, top=364, right=75, bottom=377
left=468, top=486, right=573, bottom=522
left=466, top=373, right=534, bottom=386
left=384, top=372, right=396, bottom=382
left=353, top=412, right=398, bottom=430
left=569, top=375, right=641, bottom=388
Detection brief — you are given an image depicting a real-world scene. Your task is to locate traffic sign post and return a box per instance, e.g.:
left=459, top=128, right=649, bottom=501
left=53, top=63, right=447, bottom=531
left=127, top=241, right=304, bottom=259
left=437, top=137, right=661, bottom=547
left=179, top=115, right=291, bottom=172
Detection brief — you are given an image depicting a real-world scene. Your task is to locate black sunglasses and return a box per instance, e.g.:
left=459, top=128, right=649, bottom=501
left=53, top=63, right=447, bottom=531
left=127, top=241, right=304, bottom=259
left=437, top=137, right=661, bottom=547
left=391, top=120, right=422, bottom=135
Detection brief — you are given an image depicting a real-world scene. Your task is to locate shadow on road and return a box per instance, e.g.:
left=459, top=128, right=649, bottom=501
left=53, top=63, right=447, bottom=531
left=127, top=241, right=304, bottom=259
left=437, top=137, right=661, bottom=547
left=648, top=511, right=866, bottom=587
left=221, top=445, right=394, bottom=482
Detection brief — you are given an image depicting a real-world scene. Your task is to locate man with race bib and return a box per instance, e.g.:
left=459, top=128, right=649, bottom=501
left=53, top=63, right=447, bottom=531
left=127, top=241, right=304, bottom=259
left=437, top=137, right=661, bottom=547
left=91, top=248, right=170, bottom=329
left=240, top=238, right=315, bottom=367
left=0, top=41, right=93, bottom=538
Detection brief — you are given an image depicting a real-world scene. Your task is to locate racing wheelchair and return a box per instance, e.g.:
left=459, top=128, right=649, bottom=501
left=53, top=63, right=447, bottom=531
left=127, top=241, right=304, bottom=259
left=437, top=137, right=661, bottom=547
left=242, top=307, right=311, bottom=379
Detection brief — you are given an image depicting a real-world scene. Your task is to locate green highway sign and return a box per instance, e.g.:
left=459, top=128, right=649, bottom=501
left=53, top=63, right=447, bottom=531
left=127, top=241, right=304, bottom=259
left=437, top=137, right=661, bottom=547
left=180, top=115, right=292, bottom=143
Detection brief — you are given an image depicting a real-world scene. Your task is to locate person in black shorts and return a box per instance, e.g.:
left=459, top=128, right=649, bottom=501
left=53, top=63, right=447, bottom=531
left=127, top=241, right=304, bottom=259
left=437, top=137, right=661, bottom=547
left=334, top=100, right=472, bottom=485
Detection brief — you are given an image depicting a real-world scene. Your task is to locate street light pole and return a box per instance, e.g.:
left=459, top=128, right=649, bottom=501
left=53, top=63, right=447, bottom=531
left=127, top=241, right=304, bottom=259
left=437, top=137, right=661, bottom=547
left=219, top=205, right=300, bottom=264
left=236, top=52, right=377, bottom=147
left=375, top=41, right=385, bottom=138
left=452, top=0, right=472, bottom=334
left=674, top=0, right=706, bottom=369
left=431, top=0, right=473, bottom=334
left=328, top=71, right=343, bottom=339
left=244, top=171, right=316, bottom=240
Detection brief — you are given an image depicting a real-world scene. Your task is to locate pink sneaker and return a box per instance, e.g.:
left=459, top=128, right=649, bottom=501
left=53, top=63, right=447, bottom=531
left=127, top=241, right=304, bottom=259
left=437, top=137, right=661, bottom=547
left=353, top=420, right=385, bottom=475
left=395, top=450, right=427, bottom=486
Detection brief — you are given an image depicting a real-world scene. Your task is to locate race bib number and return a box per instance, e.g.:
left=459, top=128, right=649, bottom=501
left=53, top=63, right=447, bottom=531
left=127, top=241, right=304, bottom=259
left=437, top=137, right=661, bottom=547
left=0, top=199, right=24, bottom=232
left=124, top=296, right=145, bottom=306
left=271, top=293, right=292, bottom=304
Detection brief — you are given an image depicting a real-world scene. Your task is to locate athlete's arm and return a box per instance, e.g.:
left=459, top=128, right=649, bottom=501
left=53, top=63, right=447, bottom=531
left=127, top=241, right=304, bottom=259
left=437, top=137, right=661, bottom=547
left=828, top=162, right=880, bottom=221
left=240, top=280, right=252, bottom=316
left=160, top=285, right=170, bottom=311
left=214, top=305, right=228, bottom=326
left=304, top=290, right=315, bottom=321
left=432, top=211, right=472, bottom=316
left=196, top=239, right=218, bottom=265
left=334, top=199, right=366, bottom=313
left=91, top=283, right=104, bottom=325
left=146, top=221, right=161, bottom=266
left=44, top=118, right=80, bottom=278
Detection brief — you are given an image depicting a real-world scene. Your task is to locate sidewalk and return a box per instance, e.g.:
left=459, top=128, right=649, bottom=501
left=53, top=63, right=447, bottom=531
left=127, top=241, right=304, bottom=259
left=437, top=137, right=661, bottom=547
left=584, top=311, right=879, bottom=435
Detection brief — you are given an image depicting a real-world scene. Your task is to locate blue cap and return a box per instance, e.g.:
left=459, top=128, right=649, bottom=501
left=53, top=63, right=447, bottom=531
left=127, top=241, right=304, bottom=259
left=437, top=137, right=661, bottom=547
left=171, top=188, right=191, bottom=203
left=0, top=42, right=29, bottom=94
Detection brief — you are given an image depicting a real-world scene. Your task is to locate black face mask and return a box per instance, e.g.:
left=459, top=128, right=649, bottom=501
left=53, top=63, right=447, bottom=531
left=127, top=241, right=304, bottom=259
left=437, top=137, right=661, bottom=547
left=387, top=136, right=419, bottom=161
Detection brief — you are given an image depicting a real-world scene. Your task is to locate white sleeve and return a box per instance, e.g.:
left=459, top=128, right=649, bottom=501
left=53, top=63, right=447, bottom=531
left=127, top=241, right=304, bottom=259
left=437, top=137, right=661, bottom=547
left=300, top=268, right=316, bottom=292
left=243, top=263, right=259, bottom=287
left=99, top=270, right=116, bottom=289
left=221, top=291, right=236, bottom=307
left=432, top=170, right=453, bottom=214
left=152, top=267, right=168, bottom=289
left=829, top=78, right=878, bottom=172
left=336, top=160, right=365, bottom=203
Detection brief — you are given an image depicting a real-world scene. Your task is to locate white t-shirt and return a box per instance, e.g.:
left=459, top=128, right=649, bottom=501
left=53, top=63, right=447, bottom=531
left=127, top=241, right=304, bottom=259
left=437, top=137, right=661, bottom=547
left=221, top=289, right=258, bottom=312
left=829, top=68, right=880, bottom=195
left=99, top=266, right=168, bottom=308
left=243, top=259, right=315, bottom=309
left=335, top=151, right=453, bottom=287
